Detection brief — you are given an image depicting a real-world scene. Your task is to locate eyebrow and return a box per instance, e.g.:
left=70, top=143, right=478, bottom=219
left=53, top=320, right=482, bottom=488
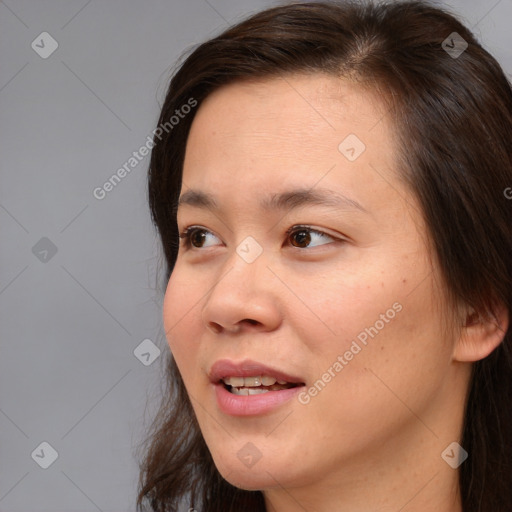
left=177, top=187, right=368, bottom=214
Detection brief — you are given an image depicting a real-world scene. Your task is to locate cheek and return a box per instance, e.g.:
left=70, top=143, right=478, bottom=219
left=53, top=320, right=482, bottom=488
left=291, top=248, right=451, bottom=407
left=282, top=259, right=405, bottom=359
left=162, top=268, right=204, bottom=378
left=302, top=274, right=451, bottom=433
left=294, top=239, right=436, bottom=357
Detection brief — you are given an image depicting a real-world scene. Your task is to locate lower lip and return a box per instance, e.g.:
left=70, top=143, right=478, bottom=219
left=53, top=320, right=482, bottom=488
left=214, top=383, right=304, bottom=416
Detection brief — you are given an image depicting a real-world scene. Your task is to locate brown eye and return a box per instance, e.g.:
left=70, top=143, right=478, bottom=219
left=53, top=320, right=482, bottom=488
left=179, top=227, right=220, bottom=249
left=286, top=226, right=337, bottom=249
left=290, top=229, right=312, bottom=248
left=190, top=229, right=207, bottom=248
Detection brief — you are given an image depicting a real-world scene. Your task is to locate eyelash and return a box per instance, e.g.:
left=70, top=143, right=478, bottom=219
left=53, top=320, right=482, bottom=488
left=178, top=225, right=339, bottom=250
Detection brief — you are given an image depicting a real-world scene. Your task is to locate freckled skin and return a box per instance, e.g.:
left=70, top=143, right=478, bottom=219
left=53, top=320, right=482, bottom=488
left=162, top=75, right=489, bottom=511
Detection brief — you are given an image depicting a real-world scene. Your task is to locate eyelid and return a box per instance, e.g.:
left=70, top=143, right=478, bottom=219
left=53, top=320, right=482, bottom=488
left=285, top=225, right=337, bottom=243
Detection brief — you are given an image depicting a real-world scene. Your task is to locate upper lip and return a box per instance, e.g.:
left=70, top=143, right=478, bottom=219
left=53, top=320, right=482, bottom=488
left=208, top=359, right=305, bottom=385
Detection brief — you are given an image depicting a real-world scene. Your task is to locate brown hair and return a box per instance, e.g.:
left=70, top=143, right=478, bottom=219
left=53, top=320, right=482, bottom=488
left=136, top=1, right=512, bottom=510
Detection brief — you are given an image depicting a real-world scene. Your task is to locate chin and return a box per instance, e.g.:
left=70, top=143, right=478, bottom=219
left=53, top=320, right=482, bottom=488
left=210, top=448, right=302, bottom=491
left=218, top=464, right=282, bottom=491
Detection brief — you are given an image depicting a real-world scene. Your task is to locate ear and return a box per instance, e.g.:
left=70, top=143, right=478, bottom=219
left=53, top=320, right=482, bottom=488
left=453, top=302, right=509, bottom=362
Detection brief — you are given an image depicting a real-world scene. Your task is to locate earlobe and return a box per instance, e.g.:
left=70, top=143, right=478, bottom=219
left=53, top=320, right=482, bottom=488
left=453, top=303, right=509, bottom=362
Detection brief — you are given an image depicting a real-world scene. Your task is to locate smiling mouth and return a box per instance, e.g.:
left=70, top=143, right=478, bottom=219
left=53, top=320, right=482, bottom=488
left=221, top=375, right=304, bottom=395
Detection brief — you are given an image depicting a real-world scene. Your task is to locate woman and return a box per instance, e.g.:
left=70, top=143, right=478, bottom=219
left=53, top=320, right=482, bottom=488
left=136, top=1, right=512, bottom=510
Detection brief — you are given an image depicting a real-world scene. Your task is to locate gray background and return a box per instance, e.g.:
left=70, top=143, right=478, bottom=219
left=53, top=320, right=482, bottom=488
left=1, top=0, right=510, bottom=510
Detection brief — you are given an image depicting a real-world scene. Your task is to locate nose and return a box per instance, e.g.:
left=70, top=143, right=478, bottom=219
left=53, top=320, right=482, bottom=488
left=201, top=252, right=282, bottom=335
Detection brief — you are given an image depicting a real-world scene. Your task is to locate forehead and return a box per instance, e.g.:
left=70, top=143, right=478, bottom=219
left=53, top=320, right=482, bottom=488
left=185, top=74, right=386, bottom=154
left=180, top=74, right=404, bottom=217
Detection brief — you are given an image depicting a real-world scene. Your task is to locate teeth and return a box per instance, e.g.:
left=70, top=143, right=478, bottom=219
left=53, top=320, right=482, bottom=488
left=244, top=376, right=261, bottom=387
left=223, top=376, right=244, bottom=387
left=248, top=388, right=270, bottom=395
left=223, top=375, right=284, bottom=387
left=230, top=387, right=270, bottom=396
left=231, top=387, right=249, bottom=396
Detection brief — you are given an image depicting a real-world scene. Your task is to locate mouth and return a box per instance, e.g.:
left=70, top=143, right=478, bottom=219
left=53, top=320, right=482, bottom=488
left=221, top=375, right=302, bottom=396
left=209, top=359, right=306, bottom=416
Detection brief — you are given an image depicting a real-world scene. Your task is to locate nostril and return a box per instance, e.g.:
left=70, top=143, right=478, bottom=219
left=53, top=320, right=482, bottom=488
left=207, top=322, right=222, bottom=334
left=206, top=319, right=260, bottom=334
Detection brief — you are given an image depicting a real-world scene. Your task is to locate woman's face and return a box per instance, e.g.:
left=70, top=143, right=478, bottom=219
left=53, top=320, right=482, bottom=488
left=163, top=74, right=466, bottom=494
